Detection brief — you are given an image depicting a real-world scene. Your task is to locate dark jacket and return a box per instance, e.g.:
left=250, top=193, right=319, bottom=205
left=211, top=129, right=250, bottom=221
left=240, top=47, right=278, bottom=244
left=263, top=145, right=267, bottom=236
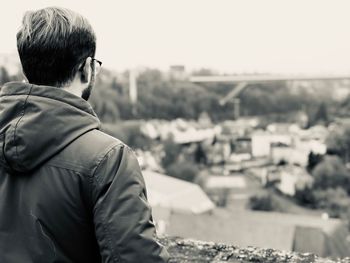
left=0, top=82, right=169, bottom=263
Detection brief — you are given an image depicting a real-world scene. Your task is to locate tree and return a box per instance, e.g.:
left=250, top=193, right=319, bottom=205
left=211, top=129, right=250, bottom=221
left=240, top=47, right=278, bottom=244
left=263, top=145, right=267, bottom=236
left=194, top=143, right=207, bottom=164
left=326, top=124, right=350, bottom=162
left=307, top=151, right=324, bottom=173
left=161, top=137, right=182, bottom=168
left=313, top=188, right=350, bottom=218
left=294, top=186, right=318, bottom=208
left=248, top=193, right=281, bottom=212
left=312, top=155, right=350, bottom=194
left=165, top=160, right=199, bottom=182
left=111, top=77, right=124, bottom=95
left=309, top=102, right=329, bottom=126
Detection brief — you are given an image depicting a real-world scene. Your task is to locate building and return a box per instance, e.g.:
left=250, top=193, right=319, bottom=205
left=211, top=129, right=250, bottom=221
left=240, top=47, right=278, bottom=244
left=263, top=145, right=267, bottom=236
left=251, top=131, right=293, bottom=158
left=142, top=170, right=215, bottom=214
left=275, top=165, right=313, bottom=196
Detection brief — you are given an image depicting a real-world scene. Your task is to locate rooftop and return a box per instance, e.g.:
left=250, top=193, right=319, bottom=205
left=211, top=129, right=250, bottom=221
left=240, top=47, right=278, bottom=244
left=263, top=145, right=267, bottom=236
left=143, top=170, right=215, bottom=214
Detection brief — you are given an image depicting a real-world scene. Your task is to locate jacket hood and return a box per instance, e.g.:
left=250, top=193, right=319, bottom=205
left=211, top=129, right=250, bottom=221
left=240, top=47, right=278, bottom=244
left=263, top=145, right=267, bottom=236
left=0, top=82, right=100, bottom=173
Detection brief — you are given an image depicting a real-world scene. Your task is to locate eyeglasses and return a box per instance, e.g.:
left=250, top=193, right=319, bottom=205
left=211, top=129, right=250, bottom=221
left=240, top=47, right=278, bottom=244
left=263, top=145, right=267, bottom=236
left=91, top=58, right=102, bottom=74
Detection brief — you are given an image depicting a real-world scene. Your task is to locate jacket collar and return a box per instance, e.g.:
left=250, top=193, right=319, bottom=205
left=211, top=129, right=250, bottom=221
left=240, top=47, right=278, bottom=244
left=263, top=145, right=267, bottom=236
left=0, top=82, right=97, bottom=117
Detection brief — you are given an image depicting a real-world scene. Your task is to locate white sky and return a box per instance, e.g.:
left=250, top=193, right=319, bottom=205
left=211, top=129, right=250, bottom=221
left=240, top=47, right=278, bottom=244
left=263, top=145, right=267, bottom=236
left=2, top=0, right=350, bottom=74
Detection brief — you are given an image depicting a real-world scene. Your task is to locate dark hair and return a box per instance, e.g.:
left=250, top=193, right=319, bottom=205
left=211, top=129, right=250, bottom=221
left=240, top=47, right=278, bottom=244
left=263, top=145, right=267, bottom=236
left=17, top=7, right=96, bottom=86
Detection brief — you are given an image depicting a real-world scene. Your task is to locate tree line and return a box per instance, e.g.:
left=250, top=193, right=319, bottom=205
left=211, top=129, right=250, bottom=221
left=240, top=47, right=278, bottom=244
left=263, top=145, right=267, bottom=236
left=1, top=66, right=347, bottom=124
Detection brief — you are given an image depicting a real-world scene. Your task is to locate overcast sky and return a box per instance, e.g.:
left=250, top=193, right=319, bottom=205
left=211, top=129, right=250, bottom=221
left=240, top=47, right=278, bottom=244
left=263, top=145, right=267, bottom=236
left=2, top=0, right=350, bottom=74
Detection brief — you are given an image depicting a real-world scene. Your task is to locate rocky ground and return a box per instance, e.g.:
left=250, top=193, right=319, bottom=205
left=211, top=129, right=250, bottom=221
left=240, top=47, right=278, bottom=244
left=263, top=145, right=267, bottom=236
left=159, top=237, right=350, bottom=263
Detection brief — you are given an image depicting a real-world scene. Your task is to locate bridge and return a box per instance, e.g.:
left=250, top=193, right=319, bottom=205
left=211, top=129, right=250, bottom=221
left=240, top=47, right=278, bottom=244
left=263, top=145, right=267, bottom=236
left=190, top=74, right=350, bottom=119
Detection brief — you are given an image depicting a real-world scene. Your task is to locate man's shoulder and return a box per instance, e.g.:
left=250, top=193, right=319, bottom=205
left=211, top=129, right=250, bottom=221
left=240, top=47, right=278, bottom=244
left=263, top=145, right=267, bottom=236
left=47, top=129, right=126, bottom=176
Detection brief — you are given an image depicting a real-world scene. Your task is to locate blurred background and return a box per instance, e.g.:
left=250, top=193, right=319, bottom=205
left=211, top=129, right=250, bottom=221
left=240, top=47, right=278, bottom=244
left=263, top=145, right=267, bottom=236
left=2, top=0, right=350, bottom=259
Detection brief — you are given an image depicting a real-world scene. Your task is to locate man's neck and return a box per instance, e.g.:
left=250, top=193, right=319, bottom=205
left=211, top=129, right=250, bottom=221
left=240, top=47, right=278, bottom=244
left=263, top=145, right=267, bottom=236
left=62, top=80, right=83, bottom=98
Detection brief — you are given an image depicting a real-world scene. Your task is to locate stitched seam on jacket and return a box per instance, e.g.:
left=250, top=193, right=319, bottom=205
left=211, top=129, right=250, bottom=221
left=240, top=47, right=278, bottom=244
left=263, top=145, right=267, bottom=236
left=30, top=211, right=57, bottom=260
left=13, top=85, right=33, bottom=165
left=45, top=163, right=92, bottom=178
left=92, top=144, right=125, bottom=263
left=91, top=143, right=124, bottom=183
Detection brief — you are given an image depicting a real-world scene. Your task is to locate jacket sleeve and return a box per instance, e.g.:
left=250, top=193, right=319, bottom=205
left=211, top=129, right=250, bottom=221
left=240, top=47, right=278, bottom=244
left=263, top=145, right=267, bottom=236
left=92, top=144, right=169, bottom=263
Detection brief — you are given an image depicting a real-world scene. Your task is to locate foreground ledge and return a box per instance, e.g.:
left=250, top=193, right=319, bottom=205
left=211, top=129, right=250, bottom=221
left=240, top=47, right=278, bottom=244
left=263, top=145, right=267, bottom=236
left=158, top=237, right=350, bottom=263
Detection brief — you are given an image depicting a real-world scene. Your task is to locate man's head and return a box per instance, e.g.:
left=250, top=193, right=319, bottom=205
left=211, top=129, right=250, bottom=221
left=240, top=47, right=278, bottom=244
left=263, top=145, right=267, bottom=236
left=17, top=7, right=99, bottom=100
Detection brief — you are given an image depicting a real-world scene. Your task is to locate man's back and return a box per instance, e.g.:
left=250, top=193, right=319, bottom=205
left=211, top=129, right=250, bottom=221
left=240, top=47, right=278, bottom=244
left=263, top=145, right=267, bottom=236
left=0, top=82, right=168, bottom=262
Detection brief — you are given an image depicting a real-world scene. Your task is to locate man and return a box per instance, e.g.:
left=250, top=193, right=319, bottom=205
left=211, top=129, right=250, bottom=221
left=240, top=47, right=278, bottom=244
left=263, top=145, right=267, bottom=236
left=0, top=7, right=169, bottom=263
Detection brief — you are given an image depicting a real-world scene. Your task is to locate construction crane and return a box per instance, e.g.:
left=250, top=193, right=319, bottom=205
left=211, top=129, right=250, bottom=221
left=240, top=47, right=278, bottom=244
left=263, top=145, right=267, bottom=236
left=190, top=74, right=350, bottom=119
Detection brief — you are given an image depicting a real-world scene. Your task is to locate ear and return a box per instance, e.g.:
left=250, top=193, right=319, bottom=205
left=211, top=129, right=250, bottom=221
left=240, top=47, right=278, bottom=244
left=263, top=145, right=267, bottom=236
left=80, top=57, right=92, bottom=83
